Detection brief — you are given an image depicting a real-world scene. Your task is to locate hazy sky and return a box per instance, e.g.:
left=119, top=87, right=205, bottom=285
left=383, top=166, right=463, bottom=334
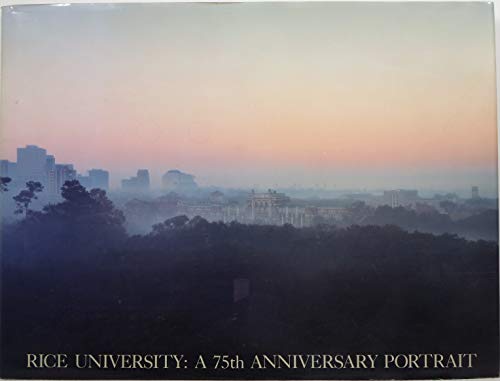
left=1, top=2, right=497, bottom=194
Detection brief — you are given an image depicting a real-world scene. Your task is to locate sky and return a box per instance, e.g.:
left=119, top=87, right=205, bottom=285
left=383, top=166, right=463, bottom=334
left=1, top=2, right=497, bottom=194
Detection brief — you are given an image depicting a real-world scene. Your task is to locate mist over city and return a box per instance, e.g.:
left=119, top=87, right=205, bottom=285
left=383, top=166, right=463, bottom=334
left=1, top=143, right=498, bottom=241
left=1, top=3, right=498, bottom=380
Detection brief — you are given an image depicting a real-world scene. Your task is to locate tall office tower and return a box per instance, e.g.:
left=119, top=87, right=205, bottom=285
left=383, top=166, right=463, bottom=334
left=471, top=186, right=480, bottom=199
left=77, top=174, right=92, bottom=189
left=136, top=169, right=150, bottom=189
left=45, top=155, right=57, bottom=196
left=162, top=170, right=197, bottom=192
left=0, top=160, right=19, bottom=190
left=16, top=145, right=48, bottom=185
left=7, top=161, right=17, bottom=180
left=0, top=160, right=9, bottom=178
left=122, top=169, right=150, bottom=192
left=88, top=169, right=110, bottom=190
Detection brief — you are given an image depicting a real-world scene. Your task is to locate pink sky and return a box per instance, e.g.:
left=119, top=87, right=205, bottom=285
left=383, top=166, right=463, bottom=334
left=1, top=3, right=497, bottom=192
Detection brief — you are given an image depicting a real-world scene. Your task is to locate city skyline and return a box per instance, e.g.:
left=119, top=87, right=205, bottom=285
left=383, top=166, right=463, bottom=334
left=0, top=143, right=496, bottom=198
left=1, top=3, right=497, bottom=194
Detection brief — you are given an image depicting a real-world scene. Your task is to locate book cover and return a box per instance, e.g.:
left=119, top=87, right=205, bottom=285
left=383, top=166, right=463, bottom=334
left=0, top=2, right=498, bottom=379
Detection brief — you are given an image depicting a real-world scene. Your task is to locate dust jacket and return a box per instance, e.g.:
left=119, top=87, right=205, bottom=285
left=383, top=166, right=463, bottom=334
left=0, top=2, right=498, bottom=380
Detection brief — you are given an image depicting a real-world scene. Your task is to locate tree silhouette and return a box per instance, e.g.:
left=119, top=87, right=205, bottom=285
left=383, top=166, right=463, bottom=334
left=13, top=181, right=43, bottom=215
left=19, top=180, right=128, bottom=253
left=47, top=180, right=120, bottom=218
left=152, top=215, right=189, bottom=234
left=0, top=177, right=11, bottom=192
left=61, top=179, right=90, bottom=204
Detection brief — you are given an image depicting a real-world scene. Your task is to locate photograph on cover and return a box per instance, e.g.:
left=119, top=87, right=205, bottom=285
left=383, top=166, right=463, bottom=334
left=0, top=2, right=498, bottom=379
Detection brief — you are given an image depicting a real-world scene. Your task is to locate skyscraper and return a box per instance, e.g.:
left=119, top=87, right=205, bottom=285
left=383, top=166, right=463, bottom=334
left=0, top=160, right=16, bottom=179
left=16, top=145, right=47, bottom=185
left=162, top=170, right=197, bottom=192
left=88, top=169, right=110, bottom=190
left=45, top=155, right=57, bottom=196
left=471, top=186, right=480, bottom=199
left=136, top=170, right=150, bottom=189
left=122, top=169, right=150, bottom=192
left=77, top=174, right=92, bottom=189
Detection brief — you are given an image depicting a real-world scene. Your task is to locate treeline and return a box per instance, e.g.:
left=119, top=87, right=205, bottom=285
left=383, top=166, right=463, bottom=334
left=357, top=205, right=498, bottom=241
left=1, top=181, right=498, bottom=379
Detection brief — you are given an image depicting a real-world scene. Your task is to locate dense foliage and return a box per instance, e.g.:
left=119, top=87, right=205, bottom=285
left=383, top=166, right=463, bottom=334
left=362, top=205, right=498, bottom=241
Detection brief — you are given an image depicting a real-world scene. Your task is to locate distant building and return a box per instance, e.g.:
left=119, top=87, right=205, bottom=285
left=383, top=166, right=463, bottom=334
left=88, top=169, right=110, bottom=190
left=162, top=170, right=197, bottom=192
left=45, top=155, right=55, bottom=169
left=247, top=189, right=290, bottom=221
left=45, top=155, right=57, bottom=196
left=75, top=169, right=110, bottom=190
left=136, top=169, right=150, bottom=189
left=122, top=178, right=134, bottom=190
left=383, top=189, right=419, bottom=208
left=56, top=164, right=76, bottom=192
left=471, top=186, right=479, bottom=199
left=310, top=206, right=348, bottom=221
left=434, top=192, right=459, bottom=202
left=0, top=160, right=16, bottom=179
left=16, top=145, right=48, bottom=185
left=0, top=145, right=81, bottom=197
left=209, top=191, right=225, bottom=204
left=0, top=160, right=8, bottom=177
left=77, top=175, right=92, bottom=189
left=122, top=169, right=150, bottom=192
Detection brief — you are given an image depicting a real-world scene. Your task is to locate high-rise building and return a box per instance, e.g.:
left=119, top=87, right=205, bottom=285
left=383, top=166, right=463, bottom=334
left=45, top=155, right=55, bottom=169
left=7, top=161, right=17, bottom=179
left=16, top=145, right=48, bottom=185
left=77, top=175, right=92, bottom=189
left=162, top=170, right=197, bottom=191
left=0, top=160, right=16, bottom=179
left=471, top=186, right=480, bottom=199
left=1, top=145, right=79, bottom=195
left=88, top=169, right=109, bottom=190
left=122, top=169, right=150, bottom=192
left=0, top=160, right=8, bottom=177
left=45, top=155, right=57, bottom=196
left=136, top=169, right=150, bottom=189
